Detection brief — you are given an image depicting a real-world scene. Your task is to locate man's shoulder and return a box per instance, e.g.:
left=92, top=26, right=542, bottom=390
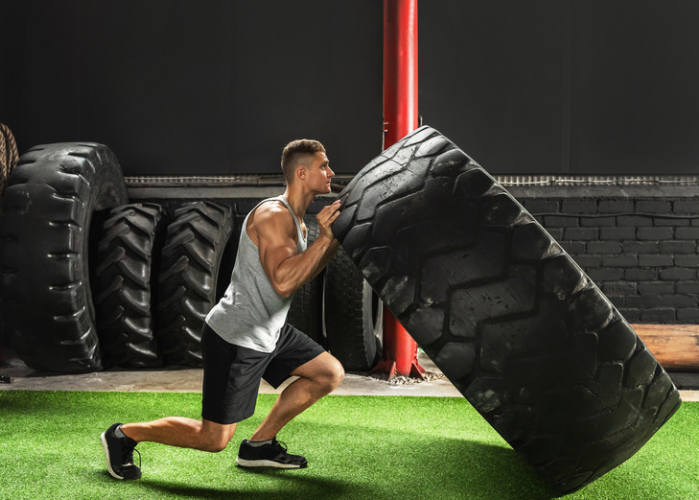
left=251, top=200, right=295, bottom=235
left=254, top=199, right=289, bottom=222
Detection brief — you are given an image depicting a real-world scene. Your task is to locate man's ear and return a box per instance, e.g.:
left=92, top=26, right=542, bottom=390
left=296, top=166, right=307, bottom=182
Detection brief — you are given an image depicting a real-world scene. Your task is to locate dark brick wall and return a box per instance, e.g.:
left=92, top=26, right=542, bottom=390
left=509, top=185, right=699, bottom=324
left=130, top=180, right=699, bottom=325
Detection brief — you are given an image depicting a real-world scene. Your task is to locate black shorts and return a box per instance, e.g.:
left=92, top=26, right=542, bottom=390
left=200, top=322, right=325, bottom=425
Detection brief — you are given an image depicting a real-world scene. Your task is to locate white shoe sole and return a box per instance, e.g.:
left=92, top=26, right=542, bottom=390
left=235, top=456, right=305, bottom=469
left=100, top=432, right=125, bottom=480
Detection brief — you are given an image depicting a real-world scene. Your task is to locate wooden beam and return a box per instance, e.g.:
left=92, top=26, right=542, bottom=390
left=632, top=324, right=699, bottom=372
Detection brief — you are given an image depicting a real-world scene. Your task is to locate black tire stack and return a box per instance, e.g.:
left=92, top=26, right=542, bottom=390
left=158, top=201, right=236, bottom=366
left=0, top=144, right=243, bottom=372
left=331, top=126, right=682, bottom=495
left=324, top=246, right=383, bottom=371
left=0, top=142, right=381, bottom=373
left=95, top=203, right=167, bottom=368
left=0, top=143, right=128, bottom=372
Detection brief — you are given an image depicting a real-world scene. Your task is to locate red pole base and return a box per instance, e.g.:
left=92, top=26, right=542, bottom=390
left=372, top=307, right=426, bottom=379
left=372, top=359, right=426, bottom=380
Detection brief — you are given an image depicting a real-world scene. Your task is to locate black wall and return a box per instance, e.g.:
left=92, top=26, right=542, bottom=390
left=420, top=0, right=699, bottom=175
left=2, top=1, right=699, bottom=176
left=0, top=0, right=383, bottom=176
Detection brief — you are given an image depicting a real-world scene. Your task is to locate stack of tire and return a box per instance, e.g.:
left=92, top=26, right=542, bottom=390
left=0, top=142, right=382, bottom=373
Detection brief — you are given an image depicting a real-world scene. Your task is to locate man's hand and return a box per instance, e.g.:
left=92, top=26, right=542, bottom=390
left=317, top=200, right=342, bottom=240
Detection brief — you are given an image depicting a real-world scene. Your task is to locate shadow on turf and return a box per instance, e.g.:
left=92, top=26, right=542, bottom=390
left=112, top=439, right=556, bottom=500
left=137, top=474, right=363, bottom=500
left=286, top=420, right=559, bottom=500
left=366, top=437, right=557, bottom=500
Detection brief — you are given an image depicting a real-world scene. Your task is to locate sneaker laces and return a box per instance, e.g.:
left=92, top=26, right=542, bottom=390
left=270, top=439, right=305, bottom=466
left=123, top=446, right=141, bottom=469
left=273, top=439, right=289, bottom=454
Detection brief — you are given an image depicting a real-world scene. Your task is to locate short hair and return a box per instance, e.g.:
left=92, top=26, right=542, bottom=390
left=281, top=139, right=326, bottom=183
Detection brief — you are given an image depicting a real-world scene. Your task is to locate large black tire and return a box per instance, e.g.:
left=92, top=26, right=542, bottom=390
left=0, top=143, right=128, bottom=373
left=324, top=246, right=383, bottom=371
left=332, top=126, right=681, bottom=494
left=287, top=215, right=325, bottom=345
left=158, top=201, right=235, bottom=366
left=95, top=203, right=168, bottom=368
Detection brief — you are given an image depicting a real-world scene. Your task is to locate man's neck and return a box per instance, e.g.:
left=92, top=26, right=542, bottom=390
left=281, top=186, right=314, bottom=222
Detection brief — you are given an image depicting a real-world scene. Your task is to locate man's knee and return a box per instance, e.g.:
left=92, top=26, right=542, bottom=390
left=201, top=421, right=236, bottom=453
left=205, top=436, right=231, bottom=453
left=320, top=355, right=345, bottom=392
left=294, top=352, right=345, bottom=393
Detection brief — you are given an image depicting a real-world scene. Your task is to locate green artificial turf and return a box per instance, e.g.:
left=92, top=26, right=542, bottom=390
left=0, top=390, right=696, bottom=500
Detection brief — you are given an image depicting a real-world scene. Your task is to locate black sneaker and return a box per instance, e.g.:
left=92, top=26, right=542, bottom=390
left=100, top=423, right=142, bottom=480
left=236, top=438, right=308, bottom=469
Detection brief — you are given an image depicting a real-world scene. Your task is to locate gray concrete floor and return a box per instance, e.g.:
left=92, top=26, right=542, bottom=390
left=0, top=351, right=462, bottom=397
left=1, top=350, right=697, bottom=402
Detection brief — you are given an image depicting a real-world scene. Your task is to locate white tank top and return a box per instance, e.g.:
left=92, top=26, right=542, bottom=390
left=205, top=196, right=307, bottom=352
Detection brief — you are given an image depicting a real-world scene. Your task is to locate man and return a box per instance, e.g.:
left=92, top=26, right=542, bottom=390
left=100, top=139, right=345, bottom=480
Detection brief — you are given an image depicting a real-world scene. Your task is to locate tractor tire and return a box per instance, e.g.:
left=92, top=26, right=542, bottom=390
left=287, top=215, right=325, bottom=345
left=332, top=126, right=681, bottom=494
left=158, top=201, right=235, bottom=366
left=324, top=246, right=383, bottom=371
left=95, top=203, right=168, bottom=368
left=0, top=143, right=128, bottom=373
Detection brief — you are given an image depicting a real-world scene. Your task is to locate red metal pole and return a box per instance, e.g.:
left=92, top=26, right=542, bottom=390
left=383, top=0, right=418, bottom=147
left=374, top=0, right=425, bottom=378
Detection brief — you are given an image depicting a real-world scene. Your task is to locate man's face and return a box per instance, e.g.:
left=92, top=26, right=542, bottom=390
left=304, top=151, right=334, bottom=194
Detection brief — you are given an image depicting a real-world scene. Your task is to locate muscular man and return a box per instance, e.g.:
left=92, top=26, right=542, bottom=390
left=100, top=139, right=345, bottom=480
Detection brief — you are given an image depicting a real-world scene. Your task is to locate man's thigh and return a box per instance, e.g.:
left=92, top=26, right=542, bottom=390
left=201, top=324, right=271, bottom=424
left=290, top=351, right=343, bottom=380
left=263, top=324, right=326, bottom=388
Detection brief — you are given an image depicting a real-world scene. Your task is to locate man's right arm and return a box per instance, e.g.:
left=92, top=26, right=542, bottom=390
left=256, top=201, right=341, bottom=298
